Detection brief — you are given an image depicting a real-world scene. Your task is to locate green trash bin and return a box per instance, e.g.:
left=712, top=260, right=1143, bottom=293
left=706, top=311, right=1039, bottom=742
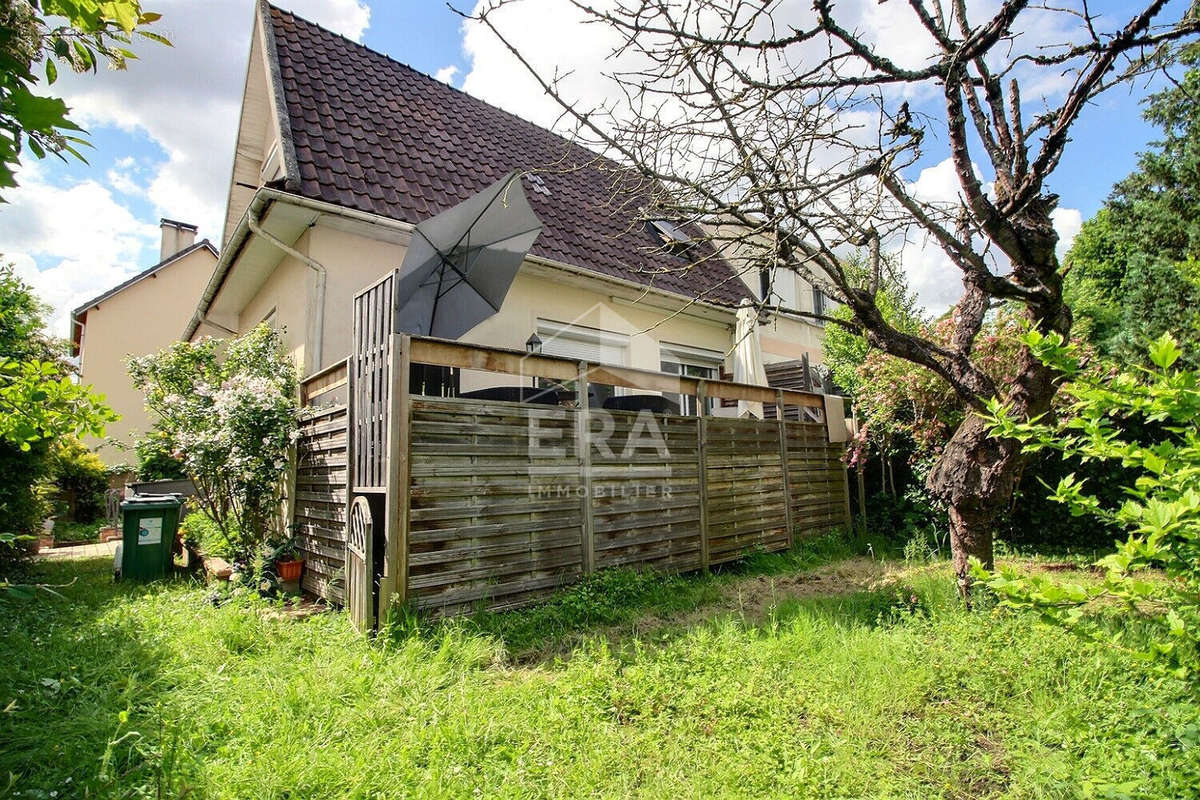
left=119, top=494, right=184, bottom=580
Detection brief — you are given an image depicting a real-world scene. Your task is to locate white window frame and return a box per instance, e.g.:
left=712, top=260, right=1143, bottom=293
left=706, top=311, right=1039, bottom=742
left=536, top=319, right=630, bottom=366
left=659, top=342, right=723, bottom=415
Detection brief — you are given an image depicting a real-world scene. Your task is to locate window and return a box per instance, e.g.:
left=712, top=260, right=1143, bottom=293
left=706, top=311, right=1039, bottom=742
left=757, top=267, right=798, bottom=310
left=649, top=219, right=691, bottom=245
left=660, top=343, right=723, bottom=415
left=812, top=286, right=828, bottom=321
left=775, top=269, right=798, bottom=311
left=537, top=320, right=630, bottom=404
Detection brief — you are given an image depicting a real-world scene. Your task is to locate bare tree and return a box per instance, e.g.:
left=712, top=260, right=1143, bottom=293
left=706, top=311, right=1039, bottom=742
left=465, top=0, right=1200, bottom=596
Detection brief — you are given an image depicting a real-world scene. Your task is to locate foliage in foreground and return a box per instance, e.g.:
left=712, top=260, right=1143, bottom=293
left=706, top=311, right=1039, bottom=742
left=128, top=324, right=298, bottom=562
left=0, top=0, right=167, bottom=197
left=1, top=549, right=1197, bottom=798
left=45, top=436, right=108, bottom=524
left=132, top=430, right=186, bottom=482
left=982, top=333, right=1200, bottom=677
left=0, top=266, right=113, bottom=575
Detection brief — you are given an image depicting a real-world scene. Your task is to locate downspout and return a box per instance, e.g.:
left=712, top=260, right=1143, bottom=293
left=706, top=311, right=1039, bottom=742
left=246, top=204, right=327, bottom=374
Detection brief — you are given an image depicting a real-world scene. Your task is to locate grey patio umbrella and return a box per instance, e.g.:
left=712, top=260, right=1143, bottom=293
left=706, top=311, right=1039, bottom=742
left=393, top=171, right=543, bottom=338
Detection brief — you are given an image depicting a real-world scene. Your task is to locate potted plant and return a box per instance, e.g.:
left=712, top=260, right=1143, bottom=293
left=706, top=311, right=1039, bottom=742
left=273, top=539, right=304, bottom=582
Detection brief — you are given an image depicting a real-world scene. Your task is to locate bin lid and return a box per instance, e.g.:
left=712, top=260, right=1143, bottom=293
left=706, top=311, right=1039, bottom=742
left=120, top=493, right=185, bottom=511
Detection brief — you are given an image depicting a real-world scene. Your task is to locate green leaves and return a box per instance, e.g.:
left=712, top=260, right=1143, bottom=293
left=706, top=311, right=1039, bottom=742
left=0, top=0, right=169, bottom=198
left=0, top=359, right=117, bottom=450
left=7, top=85, right=78, bottom=134
left=980, top=334, right=1200, bottom=678
left=1149, top=334, right=1183, bottom=370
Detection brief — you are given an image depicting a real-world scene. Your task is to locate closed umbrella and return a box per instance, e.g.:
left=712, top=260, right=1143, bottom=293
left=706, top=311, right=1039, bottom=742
left=394, top=171, right=543, bottom=338
left=733, top=299, right=769, bottom=418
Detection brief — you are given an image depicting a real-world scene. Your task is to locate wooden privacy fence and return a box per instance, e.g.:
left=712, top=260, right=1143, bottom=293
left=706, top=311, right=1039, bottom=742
left=292, top=273, right=851, bottom=628
left=293, top=365, right=350, bottom=603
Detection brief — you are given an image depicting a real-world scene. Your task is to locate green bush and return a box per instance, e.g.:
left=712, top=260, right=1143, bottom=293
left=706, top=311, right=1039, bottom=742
left=0, top=440, right=52, bottom=571
left=47, top=437, right=108, bottom=523
left=179, top=511, right=235, bottom=561
left=981, top=332, right=1200, bottom=678
left=51, top=520, right=104, bottom=543
left=133, top=432, right=186, bottom=482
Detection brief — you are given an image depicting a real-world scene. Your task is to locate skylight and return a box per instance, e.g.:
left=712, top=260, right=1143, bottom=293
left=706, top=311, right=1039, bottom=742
left=649, top=219, right=692, bottom=246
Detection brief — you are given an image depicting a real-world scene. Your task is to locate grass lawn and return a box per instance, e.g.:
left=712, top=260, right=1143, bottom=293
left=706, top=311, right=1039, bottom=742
left=2, top=535, right=1198, bottom=799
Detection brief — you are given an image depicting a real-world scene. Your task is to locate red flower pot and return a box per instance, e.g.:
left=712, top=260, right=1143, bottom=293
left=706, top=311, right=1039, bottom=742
left=277, top=559, right=304, bottom=582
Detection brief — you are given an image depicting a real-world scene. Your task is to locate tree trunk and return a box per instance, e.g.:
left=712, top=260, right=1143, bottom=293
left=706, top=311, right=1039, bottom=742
left=928, top=316, right=1065, bottom=601
left=927, top=413, right=1021, bottom=600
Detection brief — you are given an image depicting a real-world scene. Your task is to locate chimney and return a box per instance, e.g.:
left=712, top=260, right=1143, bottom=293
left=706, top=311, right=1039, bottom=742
left=160, top=218, right=198, bottom=260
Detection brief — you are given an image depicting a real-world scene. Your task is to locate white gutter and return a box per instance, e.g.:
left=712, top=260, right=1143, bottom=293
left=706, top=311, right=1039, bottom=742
left=246, top=203, right=327, bottom=374
left=186, top=185, right=745, bottom=356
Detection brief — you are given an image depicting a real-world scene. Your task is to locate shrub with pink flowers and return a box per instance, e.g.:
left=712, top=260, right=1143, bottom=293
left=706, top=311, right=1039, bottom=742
left=129, top=324, right=298, bottom=562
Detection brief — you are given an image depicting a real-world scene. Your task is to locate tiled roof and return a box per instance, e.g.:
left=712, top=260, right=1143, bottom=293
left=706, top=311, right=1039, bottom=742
left=265, top=5, right=752, bottom=307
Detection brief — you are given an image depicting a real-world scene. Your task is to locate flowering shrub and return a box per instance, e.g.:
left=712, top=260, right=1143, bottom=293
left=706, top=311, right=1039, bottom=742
left=845, top=310, right=1028, bottom=467
left=129, top=325, right=298, bottom=562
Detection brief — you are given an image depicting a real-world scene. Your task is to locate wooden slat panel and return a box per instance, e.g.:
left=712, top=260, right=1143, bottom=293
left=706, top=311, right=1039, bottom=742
left=293, top=401, right=349, bottom=605
left=404, top=396, right=583, bottom=613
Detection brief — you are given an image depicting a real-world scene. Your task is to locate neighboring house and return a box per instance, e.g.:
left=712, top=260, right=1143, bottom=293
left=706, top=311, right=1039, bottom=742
left=185, top=2, right=829, bottom=396
left=71, top=220, right=219, bottom=463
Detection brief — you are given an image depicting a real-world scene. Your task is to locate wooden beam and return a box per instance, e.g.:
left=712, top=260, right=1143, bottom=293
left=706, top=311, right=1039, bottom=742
left=842, top=463, right=854, bottom=532
left=407, top=335, right=825, bottom=408
left=777, top=390, right=794, bottom=548
left=696, top=380, right=710, bottom=571
left=300, top=358, right=349, bottom=405
left=380, top=333, right=412, bottom=619
left=576, top=362, right=594, bottom=574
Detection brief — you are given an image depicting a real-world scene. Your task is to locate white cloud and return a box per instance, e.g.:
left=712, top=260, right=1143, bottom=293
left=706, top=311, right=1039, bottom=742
left=434, top=64, right=459, bottom=84
left=53, top=0, right=370, bottom=242
left=1052, top=207, right=1082, bottom=259
left=106, top=164, right=145, bottom=197
left=0, top=0, right=369, bottom=338
left=0, top=170, right=159, bottom=337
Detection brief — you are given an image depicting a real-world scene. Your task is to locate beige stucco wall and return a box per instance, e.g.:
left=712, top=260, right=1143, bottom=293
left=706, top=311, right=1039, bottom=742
left=77, top=246, right=218, bottom=463
left=236, top=230, right=313, bottom=373
left=238, top=220, right=739, bottom=383
left=760, top=313, right=825, bottom=365
left=221, top=214, right=826, bottom=403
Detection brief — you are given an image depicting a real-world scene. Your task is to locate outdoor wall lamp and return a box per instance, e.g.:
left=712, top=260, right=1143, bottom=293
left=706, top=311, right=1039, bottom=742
left=525, top=333, right=542, bottom=388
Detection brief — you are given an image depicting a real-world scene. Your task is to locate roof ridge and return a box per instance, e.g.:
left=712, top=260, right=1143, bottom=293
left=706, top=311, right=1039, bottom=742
left=71, top=240, right=218, bottom=319
left=259, top=3, right=751, bottom=307
left=264, top=3, right=613, bottom=171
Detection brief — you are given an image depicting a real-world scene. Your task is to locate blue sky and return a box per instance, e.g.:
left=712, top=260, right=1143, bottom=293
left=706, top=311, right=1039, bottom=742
left=0, top=0, right=1183, bottom=335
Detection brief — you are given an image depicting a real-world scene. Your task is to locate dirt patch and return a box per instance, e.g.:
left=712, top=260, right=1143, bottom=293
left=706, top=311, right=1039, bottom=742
left=262, top=598, right=330, bottom=621
left=720, top=557, right=889, bottom=618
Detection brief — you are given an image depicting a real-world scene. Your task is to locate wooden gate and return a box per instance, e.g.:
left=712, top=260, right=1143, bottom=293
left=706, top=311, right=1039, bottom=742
left=347, top=271, right=400, bottom=631
left=345, top=496, right=374, bottom=630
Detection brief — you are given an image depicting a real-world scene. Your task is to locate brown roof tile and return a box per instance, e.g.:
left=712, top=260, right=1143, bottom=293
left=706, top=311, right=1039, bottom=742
left=266, top=5, right=751, bottom=307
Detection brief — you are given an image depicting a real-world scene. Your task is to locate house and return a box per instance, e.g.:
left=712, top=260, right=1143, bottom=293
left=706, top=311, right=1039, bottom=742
left=71, top=220, right=218, bottom=462
left=185, top=2, right=830, bottom=398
